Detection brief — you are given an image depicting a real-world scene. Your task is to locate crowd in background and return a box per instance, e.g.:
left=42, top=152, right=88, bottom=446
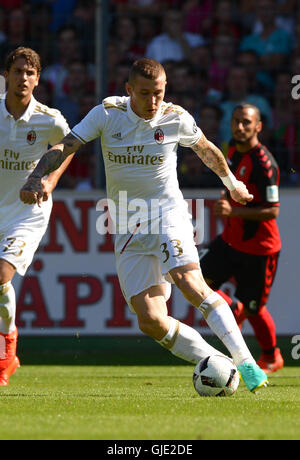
left=0, top=0, right=299, bottom=188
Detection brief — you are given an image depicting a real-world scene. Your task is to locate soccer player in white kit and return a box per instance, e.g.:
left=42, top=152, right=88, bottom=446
left=20, top=58, right=268, bottom=392
left=0, top=47, right=72, bottom=386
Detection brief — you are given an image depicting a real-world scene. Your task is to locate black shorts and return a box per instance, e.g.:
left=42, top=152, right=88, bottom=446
left=200, top=236, right=280, bottom=313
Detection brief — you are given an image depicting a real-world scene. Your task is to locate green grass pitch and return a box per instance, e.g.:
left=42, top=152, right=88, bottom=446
left=0, top=336, right=299, bottom=440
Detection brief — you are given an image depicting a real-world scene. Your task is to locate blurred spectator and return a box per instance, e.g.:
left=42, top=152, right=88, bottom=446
left=238, top=0, right=298, bottom=34
left=291, top=53, right=300, bottom=77
left=272, top=88, right=300, bottom=186
left=292, top=8, right=300, bottom=54
left=28, top=3, right=54, bottom=65
left=58, top=144, right=96, bottom=190
left=208, top=33, right=237, bottom=93
left=236, top=50, right=274, bottom=99
left=178, top=103, right=223, bottom=189
left=0, top=0, right=21, bottom=8
left=29, top=0, right=77, bottom=33
left=54, top=60, right=95, bottom=127
left=68, top=0, right=95, bottom=63
left=0, top=6, right=6, bottom=45
left=58, top=92, right=97, bottom=190
left=166, top=64, right=222, bottom=109
left=182, top=0, right=213, bottom=36
left=0, top=7, right=30, bottom=62
left=240, top=0, right=293, bottom=74
left=112, top=0, right=173, bottom=17
left=253, top=0, right=297, bottom=36
left=146, top=9, right=206, bottom=63
left=33, top=78, right=53, bottom=106
left=169, top=60, right=197, bottom=96
left=178, top=149, right=221, bottom=188
left=198, top=104, right=223, bottom=147
left=107, top=41, right=123, bottom=95
left=273, top=100, right=300, bottom=186
left=189, top=44, right=211, bottom=72
left=210, top=0, right=241, bottom=40
left=219, top=66, right=272, bottom=145
left=108, top=60, right=131, bottom=96
left=42, top=25, right=83, bottom=98
left=110, top=15, right=144, bottom=62
left=238, top=0, right=256, bottom=33
left=179, top=93, right=199, bottom=120
left=135, top=15, right=157, bottom=50
left=272, top=71, right=294, bottom=130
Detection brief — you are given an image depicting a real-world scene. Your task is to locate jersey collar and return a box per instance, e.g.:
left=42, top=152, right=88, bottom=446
left=127, top=97, right=162, bottom=128
left=1, top=93, right=37, bottom=122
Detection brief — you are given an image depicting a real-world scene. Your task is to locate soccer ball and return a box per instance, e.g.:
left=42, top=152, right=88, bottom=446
left=193, top=355, right=239, bottom=397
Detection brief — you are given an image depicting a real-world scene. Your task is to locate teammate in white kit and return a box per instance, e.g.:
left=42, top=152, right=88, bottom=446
left=0, top=47, right=72, bottom=386
left=20, top=58, right=268, bottom=392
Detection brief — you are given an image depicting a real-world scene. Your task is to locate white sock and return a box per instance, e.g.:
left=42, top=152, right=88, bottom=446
left=199, top=292, right=255, bottom=366
left=157, top=317, right=225, bottom=364
left=0, top=282, right=16, bottom=335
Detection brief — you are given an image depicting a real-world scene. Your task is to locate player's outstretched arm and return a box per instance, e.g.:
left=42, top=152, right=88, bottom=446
left=40, top=151, right=76, bottom=202
left=20, top=133, right=83, bottom=206
left=191, top=134, right=253, bottom=205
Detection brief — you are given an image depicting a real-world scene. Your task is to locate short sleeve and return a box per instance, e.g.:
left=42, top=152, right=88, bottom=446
left=178, top=111, right=202, bottom=147
left=49, top=112, right=70, bottom=147
left=255, top=154, right=280, bottom=206
left=71, top=104, right=106, bottom=144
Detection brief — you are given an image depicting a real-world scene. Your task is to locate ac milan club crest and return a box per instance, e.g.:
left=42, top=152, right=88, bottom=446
left=154, top=128, right=164, bottom=144
left=27, top=130, right=36, bottom=145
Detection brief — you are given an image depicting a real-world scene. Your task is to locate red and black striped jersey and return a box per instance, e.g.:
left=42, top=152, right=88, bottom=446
left=221, top=142, right=281, bottom=255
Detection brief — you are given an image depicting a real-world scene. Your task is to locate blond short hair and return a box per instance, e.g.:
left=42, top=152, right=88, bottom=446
left=128, top=58, right=166, bottom=85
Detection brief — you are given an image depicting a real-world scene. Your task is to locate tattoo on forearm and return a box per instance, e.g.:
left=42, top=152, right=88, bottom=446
left=31, top=149, right=69, bottom=179
left=31, top=133, right=79, bottom=179
left=192, top=135, right=229, bottom=177
left=64, top=133, right=79, bottom=149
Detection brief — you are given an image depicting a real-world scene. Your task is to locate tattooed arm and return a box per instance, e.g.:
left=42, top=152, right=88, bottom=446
left=191, top=133, right=253, bottom=205
left=192, top=133, right=230, bottom=177
left=20, top=133, right=83, bottom=206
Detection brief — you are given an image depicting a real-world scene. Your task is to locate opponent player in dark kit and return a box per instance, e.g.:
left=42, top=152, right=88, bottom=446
left=201, top=103, right=284, bottom=373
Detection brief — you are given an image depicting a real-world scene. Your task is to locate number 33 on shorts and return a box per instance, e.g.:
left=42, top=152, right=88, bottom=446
left=2, top=237, right=26, bottom=257
left=160, top=239, right=183, bottom=263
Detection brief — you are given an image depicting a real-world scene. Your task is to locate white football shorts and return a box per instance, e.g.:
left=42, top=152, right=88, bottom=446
left=114, top=210, right=200, bottom=312
left=0, top=224, right=48, bottom=276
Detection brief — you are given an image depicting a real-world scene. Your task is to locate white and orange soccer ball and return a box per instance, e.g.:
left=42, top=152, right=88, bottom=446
left=193, top=355, right=240, bottom=397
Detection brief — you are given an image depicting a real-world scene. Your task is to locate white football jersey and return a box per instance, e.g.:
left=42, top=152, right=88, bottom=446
left=72, top=96, right=202, bottom=227
left=0, top=94, right=70, bottom=232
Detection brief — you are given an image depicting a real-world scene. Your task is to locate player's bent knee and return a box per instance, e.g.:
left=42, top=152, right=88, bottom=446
left=172, top=270, right=210, bottom=305
left=137, top=313, right=167, bottom=340
left=138, top=315, right=159, bottom=335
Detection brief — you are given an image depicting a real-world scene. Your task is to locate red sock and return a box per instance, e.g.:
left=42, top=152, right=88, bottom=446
left=247, top=306, right=277, bottom=354
left=0, top=329, right=18, bottom=370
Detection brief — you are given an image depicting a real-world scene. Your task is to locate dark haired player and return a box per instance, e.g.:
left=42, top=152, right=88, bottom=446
left=201, top=103, right=283, bottom=373
left=0, top=47, right=72, bottom=385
